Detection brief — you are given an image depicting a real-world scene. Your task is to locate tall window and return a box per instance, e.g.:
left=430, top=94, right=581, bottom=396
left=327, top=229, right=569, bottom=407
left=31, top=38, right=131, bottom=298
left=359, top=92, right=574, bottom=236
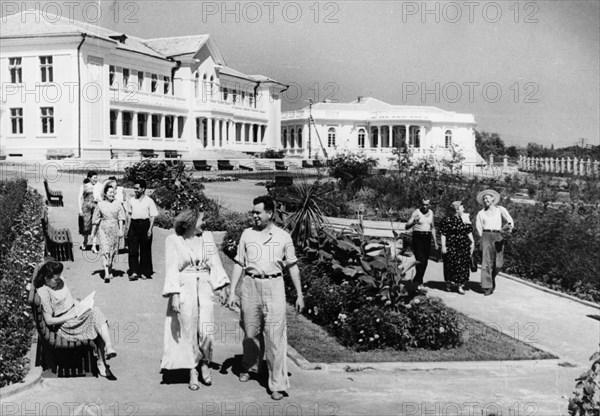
left=40, top=107, right=54, bottom=134
left=177, top=116, right=185, bottom=138
left=164, top=76, right=171, bottom=94
left=122, top=111, right=133, bottom=136
left=222, top=87, right=228, bottom=101
left=151, top=74, right=158, bottom=92
left=9, top=57, right=22, bottom=83
left=249, top=93, right=254, bottom=107
left=40, top=56, right=53, bottom=82
left=358, top=128, right=366, bottom=148
left=194, top=72, right=200, bottom=97
left=290, top=128, right=295, bottom=148
left=151, top=114, right=161, bottom=137
left=10, top=108, right=23, bottom=134
left=138, top=71, right=144, bottom=91
left=445, top=130, right=452, bottom=148
left=298, top=127, right=302, bottom=147
left=109, top=65, right=116, bottom=86
left=165, top=115, right=174, bottom=138
left=138, top=113, right=147, bottom=137
left=282, top=129, right=287, bottom=147
left=232, top=90, right=237, bottom=104
left=122, top=68, right=130, bottom=87
left=328, top=127, right=336, bottom=147
left=110, top=110, right=118, bottom=135
left=241, top=91, right=246, bottom=106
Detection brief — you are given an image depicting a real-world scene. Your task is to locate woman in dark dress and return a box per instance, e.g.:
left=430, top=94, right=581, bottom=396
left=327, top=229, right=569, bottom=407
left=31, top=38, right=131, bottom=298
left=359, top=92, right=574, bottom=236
left=440, top=201, right=475, bottom=294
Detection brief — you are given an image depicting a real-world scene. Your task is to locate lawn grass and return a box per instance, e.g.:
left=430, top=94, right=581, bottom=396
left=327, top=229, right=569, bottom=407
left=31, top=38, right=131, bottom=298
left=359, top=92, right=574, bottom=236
left=220, top=244, right=555, bottom=364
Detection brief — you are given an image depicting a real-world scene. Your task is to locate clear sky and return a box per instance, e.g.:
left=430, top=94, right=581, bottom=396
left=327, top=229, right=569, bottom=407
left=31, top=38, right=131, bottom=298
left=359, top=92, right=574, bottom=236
left=5, top=0, right=599, bottom=147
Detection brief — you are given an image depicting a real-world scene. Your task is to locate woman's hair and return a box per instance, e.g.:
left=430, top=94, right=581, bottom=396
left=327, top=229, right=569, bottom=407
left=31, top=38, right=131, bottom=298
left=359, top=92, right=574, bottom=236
left=174, top=208, right=204, bottom=236
left=34, top=261, right=64, bottom=288
left=103, top=181, right=116, bottom=196
left=450, top=201, right=463, bottom=213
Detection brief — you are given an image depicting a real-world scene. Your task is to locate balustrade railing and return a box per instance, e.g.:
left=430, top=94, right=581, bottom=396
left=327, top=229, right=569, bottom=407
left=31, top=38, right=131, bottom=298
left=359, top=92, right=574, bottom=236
left=518, top=155, right=599, bottom=176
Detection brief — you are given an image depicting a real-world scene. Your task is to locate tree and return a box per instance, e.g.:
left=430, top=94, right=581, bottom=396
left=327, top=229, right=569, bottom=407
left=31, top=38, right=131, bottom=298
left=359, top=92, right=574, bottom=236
left=475, top=130, right=506, bottom=158
left=506, top=146, right=518, bottom=158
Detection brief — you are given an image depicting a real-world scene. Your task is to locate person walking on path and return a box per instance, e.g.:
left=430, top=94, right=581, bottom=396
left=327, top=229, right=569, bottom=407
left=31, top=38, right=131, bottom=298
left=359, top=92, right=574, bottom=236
left=226, top=195, right=304, bottom=401
left=160, top=209, right=230, bottom=390
left=78, top=179, right=96, bottom=250
left=126, top=179, right=158, bottom=281
left=34, top=260, right=118, bottom=380
left=91, top=183, right=125, bottom=283
left=440, top=201, right=475, bottom=294
left=475, top=189, right=514, bottom=296
left=405, top=197, right=438, bottom=288
left=78, top=171, right=103, bottom=250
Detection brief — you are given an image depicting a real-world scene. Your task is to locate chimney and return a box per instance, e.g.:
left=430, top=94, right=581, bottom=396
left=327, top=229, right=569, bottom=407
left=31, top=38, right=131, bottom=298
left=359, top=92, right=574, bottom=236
left=357, top=96, right=363, bottom=103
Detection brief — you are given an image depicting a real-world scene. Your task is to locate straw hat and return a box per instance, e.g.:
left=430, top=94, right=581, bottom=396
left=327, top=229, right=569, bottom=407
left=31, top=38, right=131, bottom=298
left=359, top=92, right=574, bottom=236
left=476, top=189, right=500, bottom=205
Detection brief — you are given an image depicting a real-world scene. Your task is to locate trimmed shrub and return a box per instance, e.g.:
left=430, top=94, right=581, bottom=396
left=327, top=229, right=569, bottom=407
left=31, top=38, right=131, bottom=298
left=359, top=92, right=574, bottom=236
left=0, top=179, right=28, bottom=264
left=0, top=187, right=45, bottom=387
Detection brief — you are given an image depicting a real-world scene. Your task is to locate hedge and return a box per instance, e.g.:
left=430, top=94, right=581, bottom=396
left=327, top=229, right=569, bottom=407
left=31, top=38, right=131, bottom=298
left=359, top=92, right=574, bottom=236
left=0, top=185, right=45, bottom=388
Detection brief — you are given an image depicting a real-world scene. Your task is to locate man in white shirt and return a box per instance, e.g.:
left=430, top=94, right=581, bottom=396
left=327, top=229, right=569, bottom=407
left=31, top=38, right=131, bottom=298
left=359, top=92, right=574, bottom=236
left=126, top=179, right=158, bottom=281
left=405, top=197, right=438, bottom=289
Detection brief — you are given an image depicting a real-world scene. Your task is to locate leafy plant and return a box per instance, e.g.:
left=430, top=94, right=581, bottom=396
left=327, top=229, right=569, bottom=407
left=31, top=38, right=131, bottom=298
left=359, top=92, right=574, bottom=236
left=328, top=151, right=378, bottom=193
left=261, top=148, right=287, bottom=159
left=569, top=346, right=600, bottom=415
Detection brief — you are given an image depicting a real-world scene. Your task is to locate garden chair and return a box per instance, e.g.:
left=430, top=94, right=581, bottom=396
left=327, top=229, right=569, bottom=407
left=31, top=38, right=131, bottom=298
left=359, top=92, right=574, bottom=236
left=274, top=161, right=288, bottom=171
left=193, top=160, right=212, bottom=171
left=217, top=160, right=235, bottom=170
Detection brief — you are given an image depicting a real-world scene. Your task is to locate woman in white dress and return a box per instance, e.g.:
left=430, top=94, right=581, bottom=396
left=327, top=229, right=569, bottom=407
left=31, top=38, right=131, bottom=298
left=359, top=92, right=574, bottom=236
left=160, top=209, right=230, bottom=390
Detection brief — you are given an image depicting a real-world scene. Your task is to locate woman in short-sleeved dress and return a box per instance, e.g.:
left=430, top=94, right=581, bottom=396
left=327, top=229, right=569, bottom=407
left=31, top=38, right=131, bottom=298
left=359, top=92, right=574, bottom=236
left=79, top=183, right=96, bottom=250
left=91, top=184, right=125, bottom=282
left=34, top=261, right=117, bottom=379
left=161, top=209, right=230, bottom=390
left=440, top=201, right=474, bottom=294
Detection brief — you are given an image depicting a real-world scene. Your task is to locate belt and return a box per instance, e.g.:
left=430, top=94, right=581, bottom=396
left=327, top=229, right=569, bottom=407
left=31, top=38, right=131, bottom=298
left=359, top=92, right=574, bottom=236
left=483, top=229, right=501, bottom=233
left=131, top=218, right=150, bottom=222
left=245, top=272, right=282, bottom=279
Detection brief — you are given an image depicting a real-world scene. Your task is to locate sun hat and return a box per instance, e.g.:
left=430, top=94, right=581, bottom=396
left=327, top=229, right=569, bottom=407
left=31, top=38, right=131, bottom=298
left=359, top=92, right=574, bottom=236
left=476, top=189, right=500, bottom=205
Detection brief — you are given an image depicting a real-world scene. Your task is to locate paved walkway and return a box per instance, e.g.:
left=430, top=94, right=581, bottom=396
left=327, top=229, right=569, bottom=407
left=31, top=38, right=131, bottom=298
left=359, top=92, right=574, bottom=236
left=0, top=171, right=596, bottom=416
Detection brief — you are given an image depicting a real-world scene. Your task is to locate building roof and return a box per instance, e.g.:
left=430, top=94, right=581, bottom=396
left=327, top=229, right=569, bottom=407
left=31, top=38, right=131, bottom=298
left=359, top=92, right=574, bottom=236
left=0, top=11, right=165, bottom=59
left=144, top=35, right=210, bottom=57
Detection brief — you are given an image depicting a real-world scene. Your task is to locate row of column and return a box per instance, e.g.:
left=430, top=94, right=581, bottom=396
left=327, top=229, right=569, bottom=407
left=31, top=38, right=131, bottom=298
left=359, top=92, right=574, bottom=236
left=370, top=125, right=426, bottom=148
left=110, top=110, right=184, bottom=140
left=196, top=117, right=265, bottom=149
left=519, top=155, right=599, bottom=176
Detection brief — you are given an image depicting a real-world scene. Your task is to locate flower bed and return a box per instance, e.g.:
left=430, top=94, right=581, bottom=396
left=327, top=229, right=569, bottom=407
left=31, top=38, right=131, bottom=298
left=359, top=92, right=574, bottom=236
left=0, top=179, right=28, bottom=263
left=0, top=184, right=46, bottom=388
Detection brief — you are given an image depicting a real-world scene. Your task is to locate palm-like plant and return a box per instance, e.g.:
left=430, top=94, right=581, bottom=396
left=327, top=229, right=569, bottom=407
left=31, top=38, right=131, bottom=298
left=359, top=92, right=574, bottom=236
left=284, top=180, right=333, bottom=248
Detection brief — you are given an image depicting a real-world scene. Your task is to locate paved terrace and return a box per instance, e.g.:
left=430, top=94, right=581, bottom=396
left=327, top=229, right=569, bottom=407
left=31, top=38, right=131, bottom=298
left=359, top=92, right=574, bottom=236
left=0, top=166, right=597, bottom=416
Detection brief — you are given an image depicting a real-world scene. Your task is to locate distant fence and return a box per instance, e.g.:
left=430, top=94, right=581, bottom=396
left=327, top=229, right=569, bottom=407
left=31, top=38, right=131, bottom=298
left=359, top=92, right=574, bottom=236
left=518, top=155, right=599, bottom=177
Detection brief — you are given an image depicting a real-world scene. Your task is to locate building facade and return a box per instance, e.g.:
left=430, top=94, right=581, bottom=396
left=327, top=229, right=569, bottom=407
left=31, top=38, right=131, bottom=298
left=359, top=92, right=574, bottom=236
left=281, top=97, right=482, bottom=167
left=0, top=11, right=287, bottom=159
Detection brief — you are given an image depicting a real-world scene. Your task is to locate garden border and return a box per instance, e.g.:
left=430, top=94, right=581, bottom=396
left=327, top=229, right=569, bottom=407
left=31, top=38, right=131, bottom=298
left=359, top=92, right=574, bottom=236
left=0, top=333, right=42, bottom=399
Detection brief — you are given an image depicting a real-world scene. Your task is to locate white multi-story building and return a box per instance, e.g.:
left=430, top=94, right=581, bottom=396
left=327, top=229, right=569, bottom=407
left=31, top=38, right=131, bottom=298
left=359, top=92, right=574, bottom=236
left=0, top=11, right=287, bottom=160
left=281, top=97, right=483, bottom=167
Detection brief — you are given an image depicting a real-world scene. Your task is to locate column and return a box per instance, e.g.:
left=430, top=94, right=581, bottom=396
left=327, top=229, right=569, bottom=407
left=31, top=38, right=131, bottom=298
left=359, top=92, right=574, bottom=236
left=221, top=119, right=226, bottom=148
left=580, top=158, right=585, bottom=176
left=242, top=123, right=247, bottom=143
left=207, top=118, right=213, bottom=148
left=405, top=125, right=411, bottom=147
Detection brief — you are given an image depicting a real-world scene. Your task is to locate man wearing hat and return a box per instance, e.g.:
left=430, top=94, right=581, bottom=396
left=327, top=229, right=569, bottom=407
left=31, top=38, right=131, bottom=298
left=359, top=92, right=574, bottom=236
left=475, top=190, right=514, bottom=296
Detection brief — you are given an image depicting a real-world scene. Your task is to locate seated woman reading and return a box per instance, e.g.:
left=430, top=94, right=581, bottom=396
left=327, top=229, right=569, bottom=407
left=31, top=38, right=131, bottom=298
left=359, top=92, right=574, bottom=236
left=34, top=261, right=118, bottom=380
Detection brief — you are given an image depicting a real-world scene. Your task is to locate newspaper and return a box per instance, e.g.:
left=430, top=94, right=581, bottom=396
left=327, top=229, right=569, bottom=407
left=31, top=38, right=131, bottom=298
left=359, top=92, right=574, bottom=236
left=73, top=291, right=95, bottom=318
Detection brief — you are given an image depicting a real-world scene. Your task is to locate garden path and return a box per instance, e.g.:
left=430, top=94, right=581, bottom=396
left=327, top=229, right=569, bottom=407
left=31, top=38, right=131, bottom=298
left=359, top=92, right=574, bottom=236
left=1, top=169, right=590, bottom=415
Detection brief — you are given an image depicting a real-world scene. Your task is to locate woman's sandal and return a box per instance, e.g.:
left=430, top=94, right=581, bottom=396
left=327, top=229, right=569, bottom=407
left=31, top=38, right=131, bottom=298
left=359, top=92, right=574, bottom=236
left=200, top=364, right=212, bottom=386
left=189, top=369, right=200, bottom=391
left=105, top=349, right=117, bottom=360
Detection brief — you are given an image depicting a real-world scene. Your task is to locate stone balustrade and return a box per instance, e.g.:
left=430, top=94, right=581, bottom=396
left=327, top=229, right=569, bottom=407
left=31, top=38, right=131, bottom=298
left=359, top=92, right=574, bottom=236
left=518, top=155, right=599, bottom=176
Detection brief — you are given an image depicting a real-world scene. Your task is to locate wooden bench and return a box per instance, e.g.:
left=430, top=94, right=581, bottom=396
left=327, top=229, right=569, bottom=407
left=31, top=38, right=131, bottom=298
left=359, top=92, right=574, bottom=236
left=29, top=264, right=98, bottom=377
left=302, top=160, right=314, bottom=168
left=42, top=212, right=74, bottom=262
left=217, top=160, right=235, bottom=171
left=254, top=161, right=273, bottom=171
left=140, top=148, right=158, bottom=159
left=43, top=179, right=64, bottom=207
left=238, top=164, right=254, bottom=171
left=193, top=160, right=212, bottom=171
left=275, top=161, right=288, bottom=171
left=400, top=231, right=442, bottom=262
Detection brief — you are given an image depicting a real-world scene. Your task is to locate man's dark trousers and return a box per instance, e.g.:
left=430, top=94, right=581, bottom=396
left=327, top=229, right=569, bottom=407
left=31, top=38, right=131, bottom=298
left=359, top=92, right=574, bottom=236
left=128, top=219, right=153, bottom=277
left=412, top=231, right=432, bottom=285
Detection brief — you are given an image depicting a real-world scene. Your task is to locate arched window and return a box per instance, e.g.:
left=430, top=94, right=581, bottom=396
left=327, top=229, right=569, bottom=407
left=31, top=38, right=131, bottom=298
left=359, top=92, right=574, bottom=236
left=445, top=130, right=452, bottom=148
left=194, top=72, right=199, bottom=97
left=328, top=127, right=336, bottom=147
left=358, top=128, right=366, bottom=148
left=298, top=127, right=302, bottom=147
left=290, top=128, right=295, bottom=148
left=282, top=129, right=288, bottom=148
